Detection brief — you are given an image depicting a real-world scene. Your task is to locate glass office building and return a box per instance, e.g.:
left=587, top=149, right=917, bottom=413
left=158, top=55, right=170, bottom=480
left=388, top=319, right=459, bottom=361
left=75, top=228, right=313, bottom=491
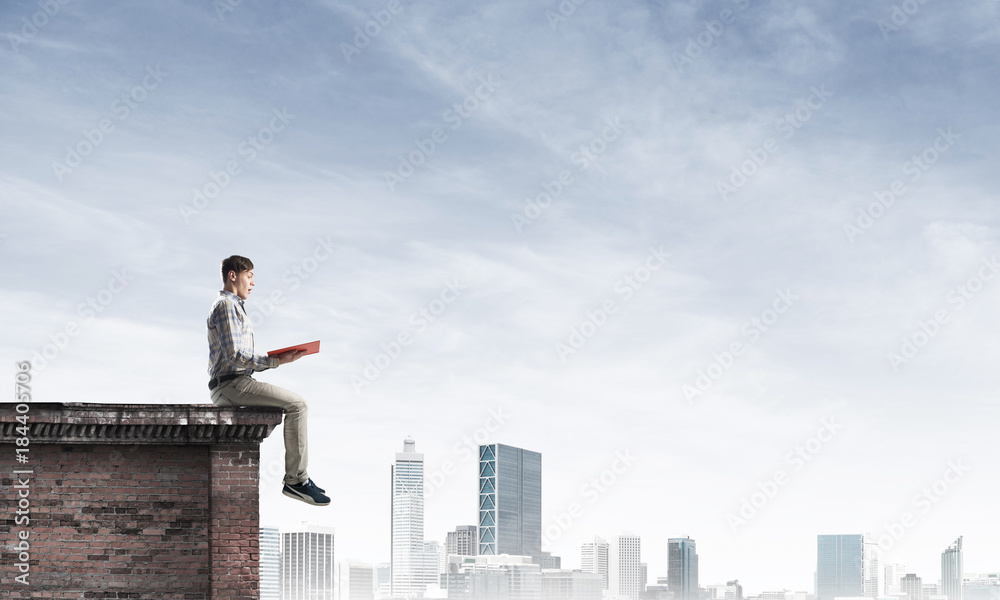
left=478, top=444, right=542, bottom=564
left=668, top=537, right=699, bottom=600
left=817, top=534, right=879, bottom=600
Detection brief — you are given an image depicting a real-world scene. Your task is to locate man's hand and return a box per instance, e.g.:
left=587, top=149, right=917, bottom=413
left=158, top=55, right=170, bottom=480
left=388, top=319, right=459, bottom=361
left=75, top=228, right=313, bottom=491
left=276, top=349, right=308, bottom=365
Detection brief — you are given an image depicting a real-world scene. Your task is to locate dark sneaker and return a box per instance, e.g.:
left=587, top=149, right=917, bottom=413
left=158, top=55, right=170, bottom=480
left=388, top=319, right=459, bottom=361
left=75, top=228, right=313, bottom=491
left=283, top=480, right=330, bottom=506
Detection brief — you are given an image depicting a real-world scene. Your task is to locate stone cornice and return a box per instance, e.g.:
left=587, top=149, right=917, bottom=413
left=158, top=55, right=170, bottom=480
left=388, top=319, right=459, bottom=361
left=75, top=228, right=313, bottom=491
left=0, top=403, right=283, bottom=445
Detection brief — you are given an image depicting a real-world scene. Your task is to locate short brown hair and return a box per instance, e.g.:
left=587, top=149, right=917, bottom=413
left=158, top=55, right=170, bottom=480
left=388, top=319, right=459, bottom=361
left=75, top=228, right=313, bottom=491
left=221, top=255, right=254, bottom=282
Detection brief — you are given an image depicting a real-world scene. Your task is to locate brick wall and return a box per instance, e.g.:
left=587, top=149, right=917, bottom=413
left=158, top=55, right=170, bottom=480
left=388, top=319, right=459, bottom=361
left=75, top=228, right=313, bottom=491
left=0, top=403, right=282, bottom=600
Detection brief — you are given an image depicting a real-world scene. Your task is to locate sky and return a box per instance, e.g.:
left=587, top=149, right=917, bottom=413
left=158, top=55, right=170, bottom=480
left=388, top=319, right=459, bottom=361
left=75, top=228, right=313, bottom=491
left=2, top=0, right=999, bottom=593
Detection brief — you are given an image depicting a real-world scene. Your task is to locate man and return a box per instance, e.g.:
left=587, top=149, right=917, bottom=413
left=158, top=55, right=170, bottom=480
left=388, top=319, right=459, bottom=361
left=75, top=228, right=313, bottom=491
left=207, top=255, right=329, bottom=506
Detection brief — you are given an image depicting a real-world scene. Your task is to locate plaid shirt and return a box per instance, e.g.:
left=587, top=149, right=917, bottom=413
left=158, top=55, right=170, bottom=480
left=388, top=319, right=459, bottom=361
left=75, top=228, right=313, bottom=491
left=207, top=290, right=278, bottom=379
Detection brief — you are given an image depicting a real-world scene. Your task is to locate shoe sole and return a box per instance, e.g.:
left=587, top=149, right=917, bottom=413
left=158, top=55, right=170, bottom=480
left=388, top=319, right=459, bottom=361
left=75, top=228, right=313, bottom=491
left=282, top=487, right=330, bottom=506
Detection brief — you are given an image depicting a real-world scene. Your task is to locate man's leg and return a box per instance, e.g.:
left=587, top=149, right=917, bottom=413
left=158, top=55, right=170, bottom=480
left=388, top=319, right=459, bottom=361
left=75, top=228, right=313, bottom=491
left=211, top=376, right=309, bottom=486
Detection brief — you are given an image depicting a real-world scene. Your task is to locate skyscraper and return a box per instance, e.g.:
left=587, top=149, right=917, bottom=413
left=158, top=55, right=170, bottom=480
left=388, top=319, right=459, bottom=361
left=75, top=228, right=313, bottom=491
left=260, top=525, right=281, bottom=600
left=668, top=537, right=699, bottom=600
left=477, top=443, right=542, bottom=563
left=283, top=523, right=336, bottom=600
left=817, top=534, right=878, bottom=600
left=608, top=533, right=643, bottom=600
left=581, top=537, right=609, bottom=590
left=942, top=537, right=964, bottom=600
left=392, top=436, right=425, bottom=598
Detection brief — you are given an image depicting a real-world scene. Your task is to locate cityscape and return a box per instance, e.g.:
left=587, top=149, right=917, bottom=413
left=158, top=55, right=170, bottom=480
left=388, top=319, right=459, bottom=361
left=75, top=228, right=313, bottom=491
left=260, top=439, right=992, bottom=600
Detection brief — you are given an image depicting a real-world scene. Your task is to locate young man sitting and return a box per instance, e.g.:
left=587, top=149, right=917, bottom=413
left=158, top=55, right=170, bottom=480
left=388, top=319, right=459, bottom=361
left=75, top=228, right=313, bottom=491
left=206, top=255, right=329, bottom=506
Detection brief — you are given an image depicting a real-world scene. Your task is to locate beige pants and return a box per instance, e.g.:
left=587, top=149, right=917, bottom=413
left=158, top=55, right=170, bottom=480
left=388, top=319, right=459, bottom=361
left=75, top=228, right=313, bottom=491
left=210, top=375, right=309, bottom=486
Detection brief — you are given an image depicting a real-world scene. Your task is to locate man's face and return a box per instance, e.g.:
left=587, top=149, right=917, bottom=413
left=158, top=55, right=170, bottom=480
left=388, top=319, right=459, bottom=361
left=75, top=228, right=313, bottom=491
left=230, top=269, right=254, bottom=300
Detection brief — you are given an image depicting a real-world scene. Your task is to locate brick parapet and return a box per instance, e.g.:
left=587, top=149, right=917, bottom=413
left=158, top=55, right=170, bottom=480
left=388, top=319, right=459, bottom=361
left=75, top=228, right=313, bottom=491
left=0, top=403, right=282, bottom=599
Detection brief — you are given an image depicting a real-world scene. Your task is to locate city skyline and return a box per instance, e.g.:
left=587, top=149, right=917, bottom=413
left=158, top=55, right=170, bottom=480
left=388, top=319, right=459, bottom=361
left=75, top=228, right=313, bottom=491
left=267, top=520, right=983, bottom=600
left=266, top=437, right=981, bottom=597
left=3, top=0, right=998, bottom=593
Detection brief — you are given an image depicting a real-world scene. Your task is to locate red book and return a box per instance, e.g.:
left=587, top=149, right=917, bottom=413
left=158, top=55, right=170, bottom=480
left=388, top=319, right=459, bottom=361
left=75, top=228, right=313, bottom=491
left=267, top=340, right=320, bottom=357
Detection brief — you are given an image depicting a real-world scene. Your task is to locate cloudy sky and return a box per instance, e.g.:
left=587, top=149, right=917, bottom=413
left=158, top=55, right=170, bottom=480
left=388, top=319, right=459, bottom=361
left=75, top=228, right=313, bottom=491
left=2, top=0, right=999, bottom=592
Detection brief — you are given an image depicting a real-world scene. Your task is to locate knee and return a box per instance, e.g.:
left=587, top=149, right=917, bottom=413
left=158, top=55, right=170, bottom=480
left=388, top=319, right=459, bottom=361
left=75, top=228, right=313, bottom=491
left=287, top=395, right=308, bottom=416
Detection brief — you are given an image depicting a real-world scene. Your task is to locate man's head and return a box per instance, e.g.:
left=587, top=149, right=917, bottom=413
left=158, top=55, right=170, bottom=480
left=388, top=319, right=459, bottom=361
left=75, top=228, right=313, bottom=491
left=221, top=255, right=254, bottom=300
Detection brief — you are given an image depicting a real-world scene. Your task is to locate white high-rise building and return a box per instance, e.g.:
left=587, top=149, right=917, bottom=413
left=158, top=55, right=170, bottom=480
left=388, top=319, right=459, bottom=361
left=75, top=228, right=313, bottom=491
left=864, top=535, right=881, bottom=600
left=421, top=540, right=445, bottom=592
left=336, top=561, right=375, bottom=600
left=581, top=536, right=609, bottom=590
left=260, top=526, right=281, bottom=600
left=608, top=533, right=642, bottom=600
left=942, top=537, right=963, bottom=600
left=283, top=523, right=336, bottom=600
left=392, top=436, right=425, bottom=599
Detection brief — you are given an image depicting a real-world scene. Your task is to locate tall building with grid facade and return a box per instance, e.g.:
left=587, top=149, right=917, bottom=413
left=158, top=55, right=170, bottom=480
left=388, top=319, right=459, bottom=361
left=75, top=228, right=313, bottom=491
left=283, top=523, right=336, bottom=600
left=942, top=537, right=964, bottom=600
left=477, top=444, right=542, bottom=564
left=609, top=533, right=642, bottom=600
left=581, top=536, right=609, bottom=590
left=447, top=525, right=478, bottom=557
left=260, top=526, right=281, bottom=600
left=392, top=436, right=425, bottom=599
